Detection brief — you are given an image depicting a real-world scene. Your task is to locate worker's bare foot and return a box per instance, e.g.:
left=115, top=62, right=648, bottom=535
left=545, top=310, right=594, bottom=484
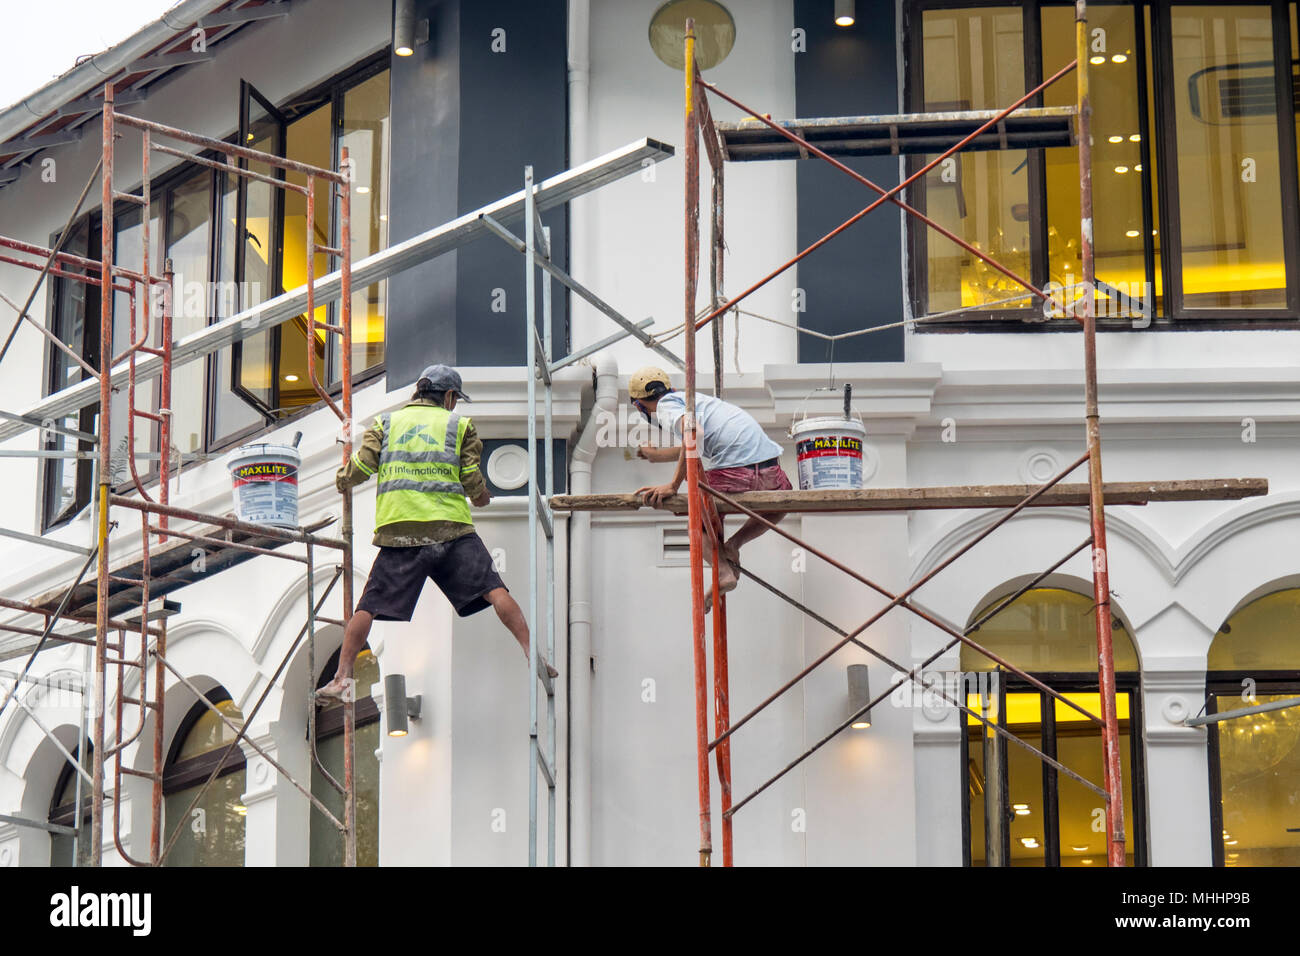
left=722, top=541, right=740, bottom=570
left=316, top=675, right=354, bottom=702
left=535, top=656, right=559, bottom=681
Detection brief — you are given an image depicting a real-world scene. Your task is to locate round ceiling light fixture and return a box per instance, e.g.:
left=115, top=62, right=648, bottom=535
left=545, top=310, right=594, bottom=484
left=649, top=0, right=737, bottom=72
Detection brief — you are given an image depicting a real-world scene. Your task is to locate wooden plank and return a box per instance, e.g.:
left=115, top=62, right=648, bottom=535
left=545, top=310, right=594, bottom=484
left=549, top=478, right=1269, bottom=516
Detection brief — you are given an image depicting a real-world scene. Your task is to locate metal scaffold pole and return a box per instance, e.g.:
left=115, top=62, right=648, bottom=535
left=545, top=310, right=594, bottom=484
left=1075, top=0, right=1126, bottom=869
left=683, top=20, right=713, bottom=868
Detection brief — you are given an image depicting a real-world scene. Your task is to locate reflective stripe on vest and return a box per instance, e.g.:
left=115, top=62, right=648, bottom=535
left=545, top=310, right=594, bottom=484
left=374, top=405, right=473, bottom=528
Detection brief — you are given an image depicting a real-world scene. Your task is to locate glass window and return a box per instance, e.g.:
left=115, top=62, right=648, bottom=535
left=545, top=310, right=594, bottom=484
left=310, top=647, right=380, bottom=866
left=48, top=740, right=93, bottom=867
left=920, top=7, right=1030, bottom=313
left=279, top=102, right=333, bottom=415
left=166, top=169, right=212, bottom=456
left=337, top=69, right=390, bottom=379
left=1169, top=5, right=1288, bottom=310
left=1208, top=588, right=1300, bottom=867
left=43, top=218, right=95, bottom=529
left=1042, top=5, right=1154, bottom=321
left=163, top=693, right=247, bottom=867
left=963, top=588, right=1142, bottom=867
left=963, top=587, right=1139, bottom=672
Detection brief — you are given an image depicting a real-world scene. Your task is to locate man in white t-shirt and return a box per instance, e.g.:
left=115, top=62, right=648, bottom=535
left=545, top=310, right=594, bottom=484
left=630, top=366, right=792, bottom=605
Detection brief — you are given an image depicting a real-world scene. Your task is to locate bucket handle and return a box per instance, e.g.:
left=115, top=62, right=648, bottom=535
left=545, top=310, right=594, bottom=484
left=789, top=383, right=866, bottom=437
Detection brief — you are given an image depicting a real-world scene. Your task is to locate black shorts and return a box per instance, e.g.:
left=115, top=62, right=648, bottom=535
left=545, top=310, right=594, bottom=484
left=356, top=533, right=507, bottom=621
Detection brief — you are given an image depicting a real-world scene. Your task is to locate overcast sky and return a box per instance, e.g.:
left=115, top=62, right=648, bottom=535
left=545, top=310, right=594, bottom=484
left=0, top=1, right=177, bottom=112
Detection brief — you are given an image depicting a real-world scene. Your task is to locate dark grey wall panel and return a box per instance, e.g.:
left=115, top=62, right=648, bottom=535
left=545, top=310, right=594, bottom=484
left=454, top=0, right=568, bottom=367
left=386, top=0, right=568, bottom=386
left=387, top=0, right=461, bottom=390
left=794, top=0, right=904, bottom=362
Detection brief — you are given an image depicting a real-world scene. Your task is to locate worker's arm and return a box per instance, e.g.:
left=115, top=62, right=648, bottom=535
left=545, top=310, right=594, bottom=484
left=635, top=444, right=686, bottom=508
left=336, top=419, right=384, bottom=492
left=460, top=423, right=491, bottom=508
left=637, top=443, right=680, bottom=463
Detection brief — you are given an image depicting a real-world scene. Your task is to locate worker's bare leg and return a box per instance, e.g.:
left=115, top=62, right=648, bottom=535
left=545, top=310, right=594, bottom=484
left=317, top=609, right=374, bottom=700
left=485, top=586, right=559, bottom=679
left=701, top=527, right=738, bottom=590
left=723, top=512, right=787, bottom=567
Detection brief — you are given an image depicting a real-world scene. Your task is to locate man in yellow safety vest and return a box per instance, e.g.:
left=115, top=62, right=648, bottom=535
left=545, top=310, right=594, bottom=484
left=317, top=364, right=555, bottom=701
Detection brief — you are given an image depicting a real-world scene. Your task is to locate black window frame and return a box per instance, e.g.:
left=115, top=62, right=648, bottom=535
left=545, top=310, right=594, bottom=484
left=39, top=52, right=391, bottom=529
left=1203, top=670, right=1300, bottom=867
left=960, top=670, right=1149, bottom=867
left=903, top=0, right=1300, bottom=332
left=162, top=686, right=246, bottom=795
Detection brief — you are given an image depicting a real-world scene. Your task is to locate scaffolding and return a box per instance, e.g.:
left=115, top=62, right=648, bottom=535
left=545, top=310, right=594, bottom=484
left=0, top=82, right=360, bottom=865
left=0, top=0, right=1279, bottom=869
left=553, top=1, right=1267, bottom=868
left=0, top=67, right=670, bottom=865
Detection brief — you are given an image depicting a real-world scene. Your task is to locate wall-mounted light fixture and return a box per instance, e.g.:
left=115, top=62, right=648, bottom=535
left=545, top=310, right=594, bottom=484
left=834, top=0, right=855, bottom=27
left=847, top=663, right=871, bottom=729
left=384, top=673, right=422, bottom=737
left=394, top=0, right=416, bottom=56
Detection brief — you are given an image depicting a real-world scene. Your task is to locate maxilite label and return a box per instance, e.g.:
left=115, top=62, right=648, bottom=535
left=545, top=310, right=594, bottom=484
left=796, top=435, right=862, bottom=459
left=232, top=462, right=297, bottom=485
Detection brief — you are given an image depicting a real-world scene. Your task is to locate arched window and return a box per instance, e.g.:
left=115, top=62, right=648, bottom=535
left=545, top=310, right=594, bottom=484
left=48, top=740, right=92, bottom=867
left=961, top=587, right=1145, bottom=868
left=1206, top=588, right=1300, bottom=868
left=162, top=687, right=246, bottom=866
left=310, top=647, right=380, bottom=866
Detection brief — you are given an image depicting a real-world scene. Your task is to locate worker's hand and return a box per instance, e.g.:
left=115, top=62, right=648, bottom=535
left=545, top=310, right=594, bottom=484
left=471, top=489, right=491, bottom=508
left=636, top=444, right=652, bottom=460
left=636, top=483, right=679, bottom=508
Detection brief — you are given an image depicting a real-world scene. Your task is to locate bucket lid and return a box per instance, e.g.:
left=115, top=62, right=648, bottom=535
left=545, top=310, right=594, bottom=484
left=227, top=442, right=302, bottom=467
left=790, top=416, right=867, bottom=437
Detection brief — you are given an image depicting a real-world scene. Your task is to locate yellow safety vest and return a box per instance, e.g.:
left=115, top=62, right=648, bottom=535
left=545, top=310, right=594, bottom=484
left=372, top=404, right=473, bottom=529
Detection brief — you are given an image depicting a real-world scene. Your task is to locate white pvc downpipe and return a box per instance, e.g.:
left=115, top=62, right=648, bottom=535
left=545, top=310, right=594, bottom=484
left=567, top=355, right=614, bottom=867
left=565, top=0, right=595, bottom=866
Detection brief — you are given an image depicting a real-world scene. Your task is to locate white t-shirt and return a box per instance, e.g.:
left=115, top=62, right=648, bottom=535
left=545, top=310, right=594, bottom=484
left=655, top=392, right=783, bottom=469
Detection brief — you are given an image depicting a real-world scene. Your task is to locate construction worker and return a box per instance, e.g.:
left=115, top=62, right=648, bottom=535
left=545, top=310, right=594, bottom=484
left=631, top=365, right=792, bottom=606
left=318, top=364, right=554, bottom=702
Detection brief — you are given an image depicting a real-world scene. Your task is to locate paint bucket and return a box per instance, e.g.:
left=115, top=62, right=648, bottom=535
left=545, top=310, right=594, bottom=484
left=227, top=442, right=301, bottom=528
left=791, top=417, right=866, bottom=490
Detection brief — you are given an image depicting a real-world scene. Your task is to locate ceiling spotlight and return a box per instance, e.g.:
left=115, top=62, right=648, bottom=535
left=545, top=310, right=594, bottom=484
left=1071, top=845, right=1089, bottom=852
left=1114, top=165, right=1129, bottom=174
left=835, top=0, right=855, bottom=27
left=1125, top=230, right=1140, bottom=238
left=1108, top=135, right=1123, bottom=144
left=283, top=374, right=300, bottom=382
left=1090, top=55, right=1106, bottom=65
left=1112, top=53, right=1128, bottom=63
left=1134, top=164, right=1143, bottom=172
left=1129, top=133, right=1141, bottom=142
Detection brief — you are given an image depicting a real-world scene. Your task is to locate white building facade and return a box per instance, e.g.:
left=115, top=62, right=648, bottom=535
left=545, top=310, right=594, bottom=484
left=0, top=0, right=1297, bottom=867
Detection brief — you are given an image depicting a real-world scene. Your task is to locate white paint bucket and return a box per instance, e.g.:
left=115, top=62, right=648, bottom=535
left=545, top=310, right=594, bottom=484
left=228, top=442, right=301, bottom=528
left=791, top=417, right=866, bottom=490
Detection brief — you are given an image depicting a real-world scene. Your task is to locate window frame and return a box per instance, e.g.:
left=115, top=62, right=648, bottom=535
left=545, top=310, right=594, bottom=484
left=903, top=0, right=1300, bottom=331
left=39, top=53, right=392, bottom=528
left=960, top=670, right=1149, bottom=866
left=1203, top=670, right=1300, bottom=867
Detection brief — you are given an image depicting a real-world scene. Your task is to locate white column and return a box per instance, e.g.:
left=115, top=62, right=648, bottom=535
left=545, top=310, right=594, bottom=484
left=239, top=725, right=307, bottom=866
left=1142, top=668, right=1213, bottom=866
left=797, top=427, right=917, bottom=865
left=0, top=821, right=22, bottom=867
left=374, top=594, right=454, bottom=866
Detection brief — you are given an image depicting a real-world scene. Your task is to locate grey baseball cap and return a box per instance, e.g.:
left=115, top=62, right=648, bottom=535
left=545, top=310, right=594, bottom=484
left=418, top=364, right=471, bottom=401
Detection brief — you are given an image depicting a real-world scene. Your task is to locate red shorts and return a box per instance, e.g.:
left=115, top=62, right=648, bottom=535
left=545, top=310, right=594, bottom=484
left=703, top=462, right=793, bottom=493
